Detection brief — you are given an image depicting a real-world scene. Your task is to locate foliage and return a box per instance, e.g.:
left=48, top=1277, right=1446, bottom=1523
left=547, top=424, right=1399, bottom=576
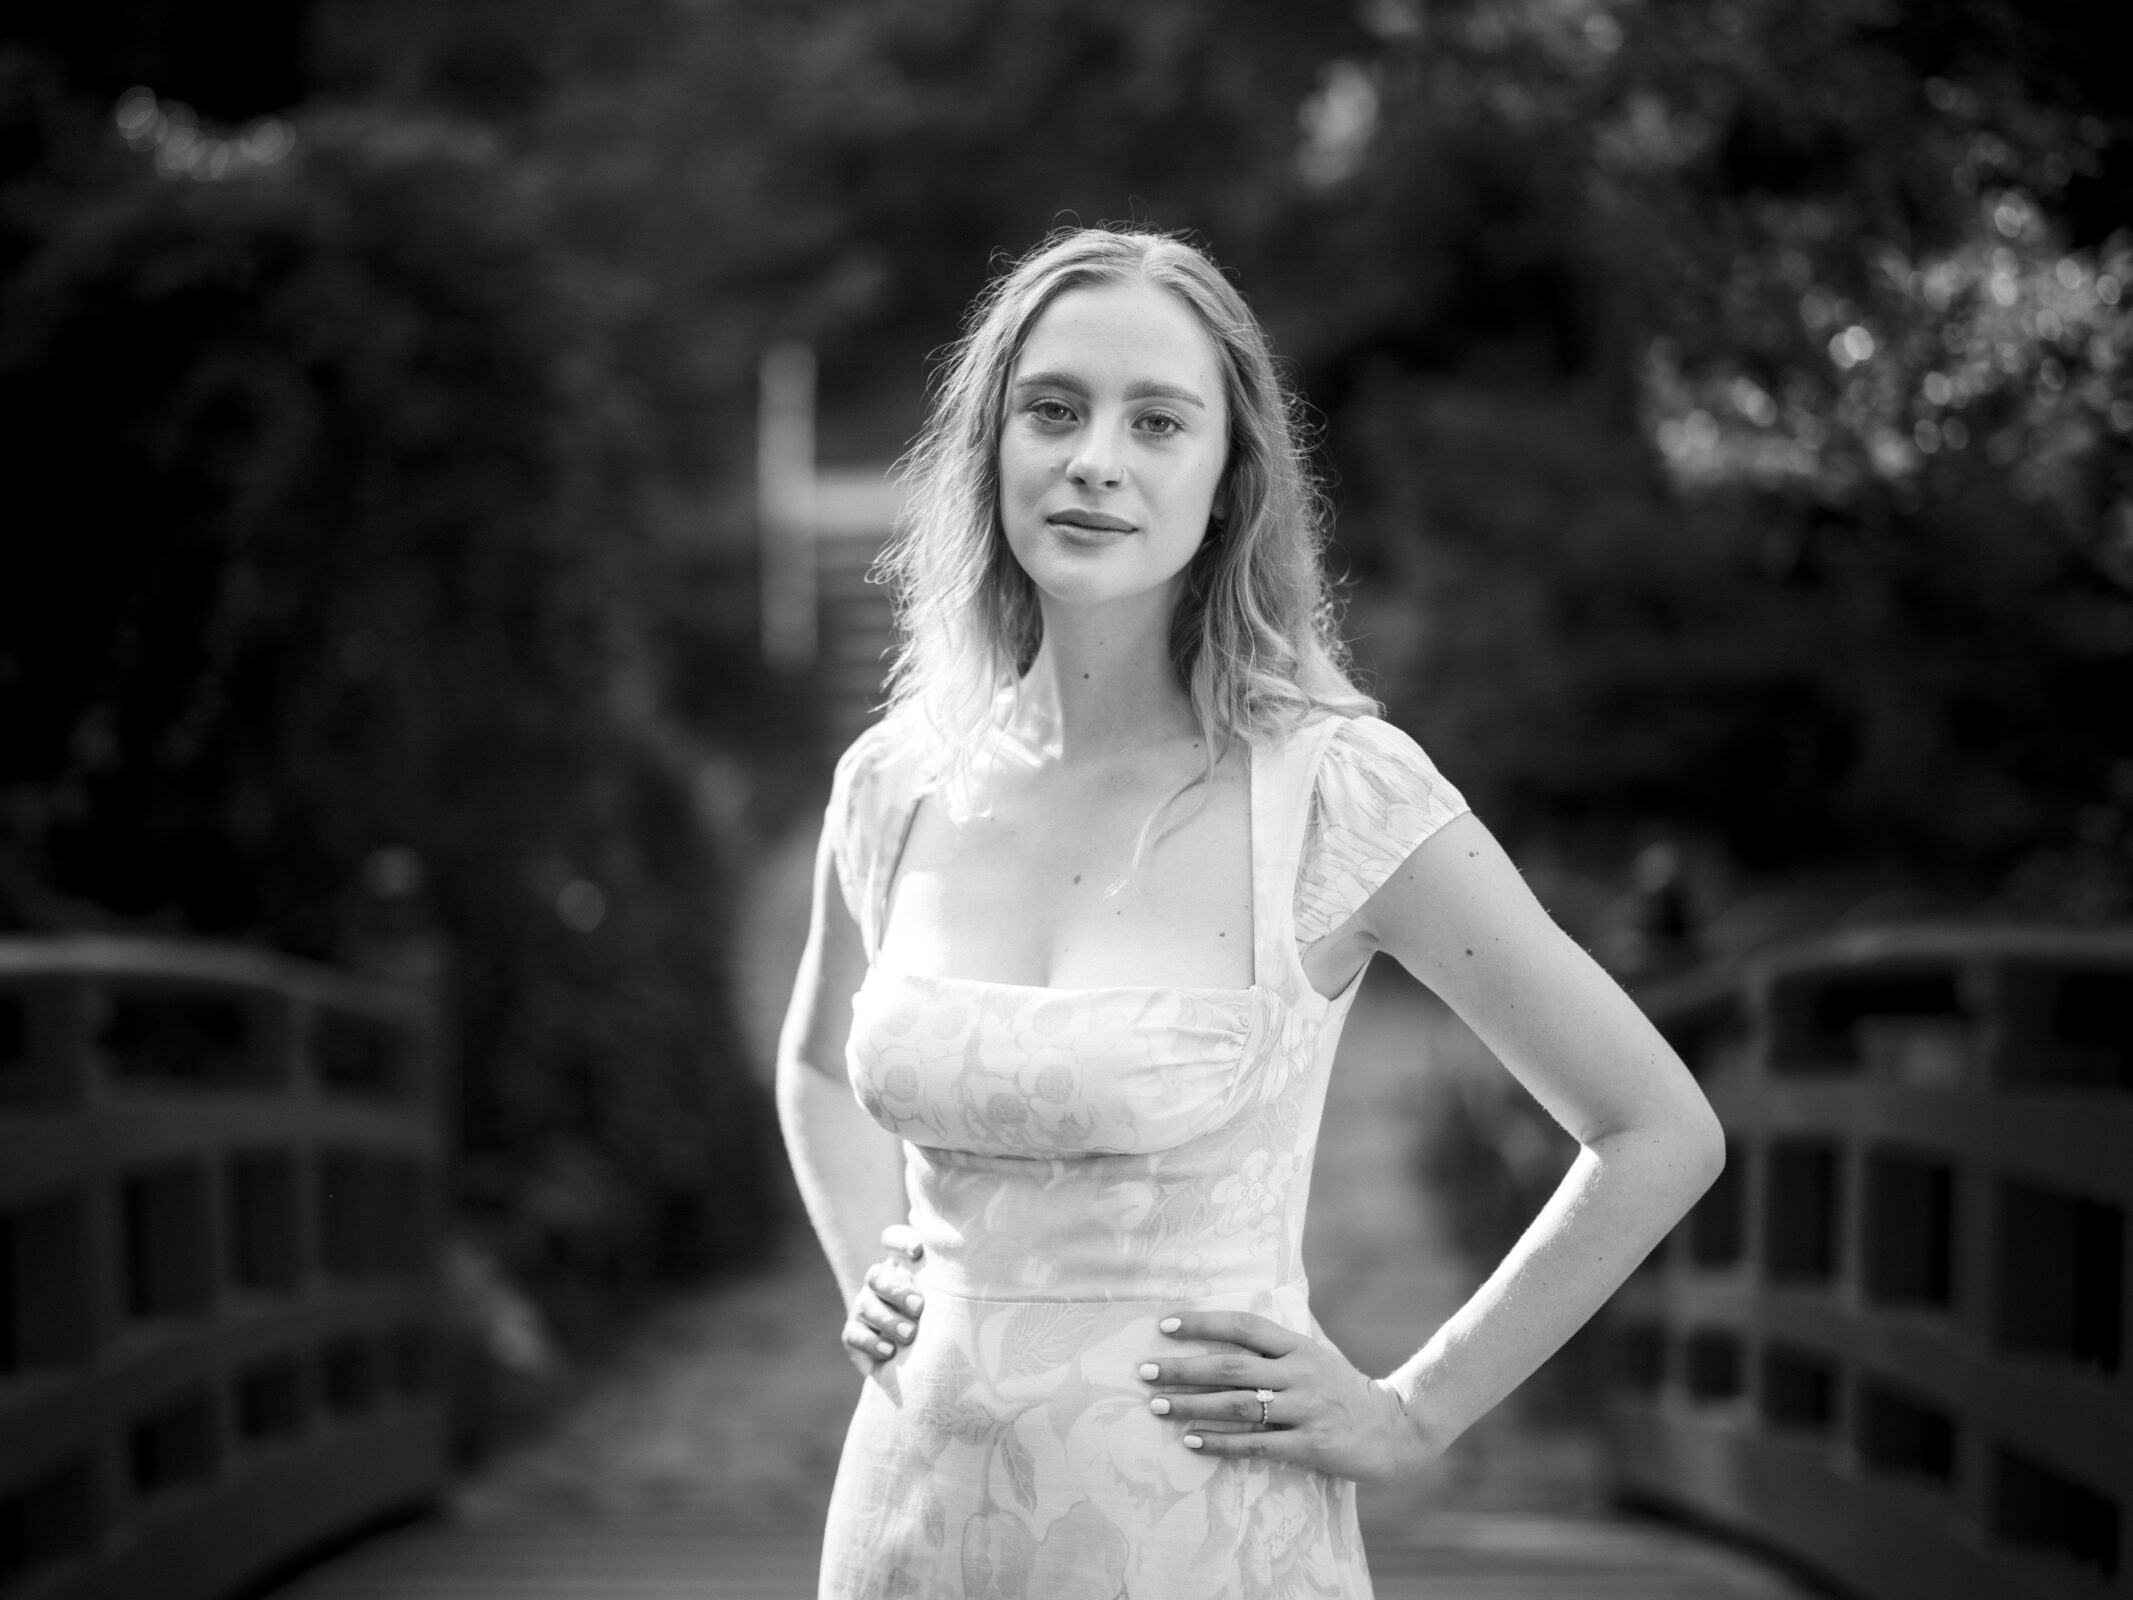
left=1307, top=0, right=2133, bottom=922
left=0, top=73, right=788, bottom=1288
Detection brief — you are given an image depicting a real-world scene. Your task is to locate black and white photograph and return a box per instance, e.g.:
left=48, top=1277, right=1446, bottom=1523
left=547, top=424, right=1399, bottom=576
left=1, top=3, right=2128, bottom=1597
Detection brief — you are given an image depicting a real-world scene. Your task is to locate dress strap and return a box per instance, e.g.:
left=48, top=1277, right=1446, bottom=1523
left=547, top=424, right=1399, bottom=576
left=864, top=794, right=922, bottom=963
left=1249, top=716, right=1345, bottom=1009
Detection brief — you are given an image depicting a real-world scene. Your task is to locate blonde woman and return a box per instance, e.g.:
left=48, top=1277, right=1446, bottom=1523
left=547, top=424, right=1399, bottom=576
left=777, top=227, right=1723, bottom=1598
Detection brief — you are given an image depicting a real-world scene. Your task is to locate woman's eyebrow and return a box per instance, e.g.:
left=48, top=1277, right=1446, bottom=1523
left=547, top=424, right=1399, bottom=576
left=1012, top=370, right=1088, bottom=395
left=1124, top=380, right=1208, bottom=410
left=1010, top=371, right=1209, bottom=410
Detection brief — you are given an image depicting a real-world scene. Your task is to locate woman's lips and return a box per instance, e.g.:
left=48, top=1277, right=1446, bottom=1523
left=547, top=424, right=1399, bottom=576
left=1047, top=510, right=1137, bottom=533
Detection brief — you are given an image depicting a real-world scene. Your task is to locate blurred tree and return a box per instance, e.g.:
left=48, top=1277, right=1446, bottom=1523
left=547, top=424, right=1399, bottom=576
left=1310, top=0, right=2133, bottom=925
left=0, top=71, right=787, bottom=1291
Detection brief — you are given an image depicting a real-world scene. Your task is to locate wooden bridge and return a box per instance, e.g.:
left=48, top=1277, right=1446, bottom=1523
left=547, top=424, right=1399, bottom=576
left=1613, top=925, right=2132, bottom=1600
left=6, top=919, right=2127, bottom=1599
left=0, top=935, right=446, bottom=1600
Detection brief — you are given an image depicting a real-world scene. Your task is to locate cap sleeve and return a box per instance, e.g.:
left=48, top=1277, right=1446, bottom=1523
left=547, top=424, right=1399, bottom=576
left=1293, top=716, right=1469, bottom=949
left=824, top=720, right=915, bottom=954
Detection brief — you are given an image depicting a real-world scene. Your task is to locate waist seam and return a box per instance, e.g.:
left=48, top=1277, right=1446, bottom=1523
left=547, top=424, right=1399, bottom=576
left=912, top=1274, right=1310, bottom=1308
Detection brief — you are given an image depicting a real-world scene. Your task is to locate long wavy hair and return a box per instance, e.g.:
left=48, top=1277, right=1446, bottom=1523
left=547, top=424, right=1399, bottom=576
left=878, top=226, right=1373, bottom=814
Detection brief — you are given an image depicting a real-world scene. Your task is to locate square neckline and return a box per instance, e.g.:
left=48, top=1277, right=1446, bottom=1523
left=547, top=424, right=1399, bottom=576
left=865, top=734, right=1308, bottom=1005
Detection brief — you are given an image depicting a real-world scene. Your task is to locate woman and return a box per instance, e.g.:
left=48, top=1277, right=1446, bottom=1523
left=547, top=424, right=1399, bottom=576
left=777, top=227, right=1724, bottom=1599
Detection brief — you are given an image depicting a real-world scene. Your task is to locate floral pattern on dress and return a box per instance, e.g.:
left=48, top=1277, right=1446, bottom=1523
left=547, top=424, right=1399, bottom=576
left=816, top=714, right=1466, bottom=1600
left=1294, top=717, right=1468, bottom=950
left=850, top=976, right=1270, bottom=1160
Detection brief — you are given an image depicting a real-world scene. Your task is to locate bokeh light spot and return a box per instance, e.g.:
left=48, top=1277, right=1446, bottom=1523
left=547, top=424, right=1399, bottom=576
left=558, top=880, right=607, bottom=932
left=363, top=846, right=425, bottom=899
left=1830, top=326, right=1875, bottom=367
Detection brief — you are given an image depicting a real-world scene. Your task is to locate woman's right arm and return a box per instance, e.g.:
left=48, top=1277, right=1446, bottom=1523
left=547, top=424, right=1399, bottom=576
left=776, top=814, right=925, bottom=1370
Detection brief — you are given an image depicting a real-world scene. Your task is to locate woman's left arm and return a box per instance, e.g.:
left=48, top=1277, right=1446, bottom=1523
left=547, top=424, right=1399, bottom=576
left=1144, top=811, right=1725, bottom=1480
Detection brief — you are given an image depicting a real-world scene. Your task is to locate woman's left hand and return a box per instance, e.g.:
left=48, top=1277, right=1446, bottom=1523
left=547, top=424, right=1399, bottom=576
left=1137, top=1310, right=1438, bottom=1484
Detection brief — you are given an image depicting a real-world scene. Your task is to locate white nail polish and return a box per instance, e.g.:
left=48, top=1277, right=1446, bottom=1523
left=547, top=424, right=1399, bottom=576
left=897, top=1321, right=914, bottom=1339
left=1150, top=1397, right=1170, bottom=1415
left=1138, top=1363, right=1160, bottom=1380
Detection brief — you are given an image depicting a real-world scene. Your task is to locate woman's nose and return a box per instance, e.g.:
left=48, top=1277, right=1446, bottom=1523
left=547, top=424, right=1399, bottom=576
left=1065, top=424, right=1124, bottom=487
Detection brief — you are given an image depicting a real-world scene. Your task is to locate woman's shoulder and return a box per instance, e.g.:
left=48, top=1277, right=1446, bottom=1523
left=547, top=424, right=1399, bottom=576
left=1311, top=709, right=1425, bottom=761
left=1289, top=712, right=1471, bottom=945
left=827, top=712, right=929, bottom=851
left=1266, top=709, right=1448, bottom=788
left=840, top=703, right=950, bottom=780
left=1307, top=711, right=1462, bottom=818
left=831, top=714, right=910, bottom=791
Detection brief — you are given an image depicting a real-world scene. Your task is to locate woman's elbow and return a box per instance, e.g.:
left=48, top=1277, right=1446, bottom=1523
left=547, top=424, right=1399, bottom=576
left=776, top=1034, right=823, bottom=1076
left=776, top=1036, right=856, bottom=1128
left=773, top=1044, right=821, bottom=1126
left=1677, top=1095, right=1727, bottom=1195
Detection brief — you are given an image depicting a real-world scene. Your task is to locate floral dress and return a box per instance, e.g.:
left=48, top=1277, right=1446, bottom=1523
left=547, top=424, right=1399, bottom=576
left=816, top=712, right=1467, bottom=1600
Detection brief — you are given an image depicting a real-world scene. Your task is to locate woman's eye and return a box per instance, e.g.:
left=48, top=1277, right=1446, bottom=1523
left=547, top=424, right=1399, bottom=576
left=1028, top=399, right=1076, bottom=425
left=1138, top=411, right=1185, bottom=436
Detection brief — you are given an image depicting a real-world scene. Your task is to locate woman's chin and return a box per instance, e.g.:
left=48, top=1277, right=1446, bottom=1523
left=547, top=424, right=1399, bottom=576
left=1014, top=550, right=1194, bottom=613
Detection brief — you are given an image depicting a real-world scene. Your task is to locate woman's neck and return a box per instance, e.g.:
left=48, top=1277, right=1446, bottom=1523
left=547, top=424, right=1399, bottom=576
left=1016, top=587, right=1199, bottom=764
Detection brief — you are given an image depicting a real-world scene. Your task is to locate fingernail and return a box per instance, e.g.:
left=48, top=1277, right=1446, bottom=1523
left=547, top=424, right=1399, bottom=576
left=906, top=1294, right=924, bottom=1312
left=897, top=1321, right=914, bottom=1339
left=1158, top=1317, right=1181, bottom=1334
left=1149, top=1397, right=1170, bottom=1415
left=1138, top=1363, right=1161, bottom=1381
left=876, top=1341, right=894, bottom=1358
left=1184, top=1434, right=1204, bottom=1450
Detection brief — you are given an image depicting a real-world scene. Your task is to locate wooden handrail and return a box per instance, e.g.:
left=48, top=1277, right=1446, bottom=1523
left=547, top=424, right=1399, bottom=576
left=0, top=935, right=447, bottom=1600
left=1605, top=923, right=2133, bottom=1600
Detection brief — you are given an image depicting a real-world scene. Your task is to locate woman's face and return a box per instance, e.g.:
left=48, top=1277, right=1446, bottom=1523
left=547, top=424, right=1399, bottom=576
left=997, top=278, right=1231, bottom=616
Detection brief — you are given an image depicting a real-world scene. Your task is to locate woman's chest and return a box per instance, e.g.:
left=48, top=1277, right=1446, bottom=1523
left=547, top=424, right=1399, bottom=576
left=879, top=765, right=1257, bottom=991
left=846, top=974, right=1279, bottom=1157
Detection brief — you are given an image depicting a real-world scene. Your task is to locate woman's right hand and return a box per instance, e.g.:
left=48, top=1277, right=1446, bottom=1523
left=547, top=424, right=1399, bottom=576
left=842, top=1224, right=926, bottom=1374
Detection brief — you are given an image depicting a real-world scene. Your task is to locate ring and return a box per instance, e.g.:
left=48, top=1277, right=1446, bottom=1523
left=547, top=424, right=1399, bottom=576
left=1255, top=1388, right=1274, bottom=1430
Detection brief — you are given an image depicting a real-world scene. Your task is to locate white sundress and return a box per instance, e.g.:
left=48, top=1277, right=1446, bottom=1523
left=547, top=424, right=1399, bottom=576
left=816, top=711, right=1468, bottom=1600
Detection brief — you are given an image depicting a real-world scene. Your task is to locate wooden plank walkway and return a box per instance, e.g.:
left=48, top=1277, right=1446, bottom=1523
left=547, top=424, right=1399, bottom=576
left=271, top=1512, right=1826, bottom=1600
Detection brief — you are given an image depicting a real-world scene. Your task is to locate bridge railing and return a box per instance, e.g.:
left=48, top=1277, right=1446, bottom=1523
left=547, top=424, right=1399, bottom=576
left=1605, top=924, right=2132, bottom=1600
left=0, top=936, right=446, bottom=1600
